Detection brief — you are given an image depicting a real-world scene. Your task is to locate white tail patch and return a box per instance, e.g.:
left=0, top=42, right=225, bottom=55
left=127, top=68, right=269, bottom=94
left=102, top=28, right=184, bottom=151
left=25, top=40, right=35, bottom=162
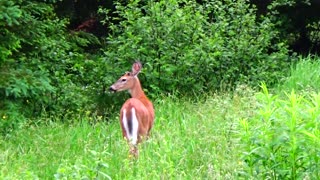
left=131, top=108, right=139, bottom=145
left=122, top=108, right=139, bottom=146
left=110, top=62, right=155, bottom=157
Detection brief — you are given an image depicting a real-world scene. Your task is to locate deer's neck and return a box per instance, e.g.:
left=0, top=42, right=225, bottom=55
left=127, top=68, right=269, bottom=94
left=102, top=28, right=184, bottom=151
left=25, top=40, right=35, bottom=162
left=129, top=77, right=155, bottom=120
left=129, top=78, right=146, bottom=99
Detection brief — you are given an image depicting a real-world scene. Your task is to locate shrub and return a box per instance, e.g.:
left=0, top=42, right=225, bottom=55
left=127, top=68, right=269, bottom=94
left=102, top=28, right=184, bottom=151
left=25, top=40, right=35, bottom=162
left=100, top=0, right=291, bottom=95
left=239, top=84, right=320, bottom=178
left=0, top=0, right=108, bottom=134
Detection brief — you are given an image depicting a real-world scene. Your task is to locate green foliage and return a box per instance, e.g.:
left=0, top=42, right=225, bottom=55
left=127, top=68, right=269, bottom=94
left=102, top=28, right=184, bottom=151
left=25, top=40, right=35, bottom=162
left=278, top=55, right=320, bottom=92
left=0, top=0, right=58, bottom=134
left=101, top=0, right=290, bottom=95
left=0, top=101, right=25, bottom=135
left=239, top=84, right=320, bottom=178
left=1, top=0, right=307, bottom=136
left=262, top=0, right=320, bottom=54
left=2, top=66, right=320, bottom=178
left=0, top=0, right=107, bottom=134
left=0, top=0, right=22, bottom=61
left=307, top=20, right=320, bottom=45
left=0, top=0, right=22, bottom=26
left=1, top=92, right=253, bottom=179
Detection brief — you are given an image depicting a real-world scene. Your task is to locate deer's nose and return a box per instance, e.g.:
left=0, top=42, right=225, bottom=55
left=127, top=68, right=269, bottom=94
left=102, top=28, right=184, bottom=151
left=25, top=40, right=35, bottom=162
left=109, top=86, right=116, bottom=92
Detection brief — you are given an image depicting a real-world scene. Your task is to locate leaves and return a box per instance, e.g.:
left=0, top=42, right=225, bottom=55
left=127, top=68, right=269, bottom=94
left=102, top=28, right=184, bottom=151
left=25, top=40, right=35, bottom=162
left=101, top=0, right=290, bottom=95
left=0, top=0, right=22, bottom=26
left=0, top=0, right=294, bottom=134
left=240, top=85, right=320, bottom=178
left=0, top=0, right=109, bottom=134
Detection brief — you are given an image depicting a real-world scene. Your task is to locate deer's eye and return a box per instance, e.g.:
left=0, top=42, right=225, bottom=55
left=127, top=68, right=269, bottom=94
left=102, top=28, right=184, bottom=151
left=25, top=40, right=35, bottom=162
left=121, top=78, right=127, bottom=82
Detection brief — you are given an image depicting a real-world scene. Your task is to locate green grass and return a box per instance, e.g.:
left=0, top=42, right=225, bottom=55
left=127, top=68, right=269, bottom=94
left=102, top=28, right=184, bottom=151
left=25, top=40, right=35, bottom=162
left=239, top=84, right=320, bottom=179
left=1, top=58, right=320, bottom=179
left=0, top=121, right=116, bottom=179
left=1, top=90, right=256, bottom=179
left=279, top=55, right=320, bottom=92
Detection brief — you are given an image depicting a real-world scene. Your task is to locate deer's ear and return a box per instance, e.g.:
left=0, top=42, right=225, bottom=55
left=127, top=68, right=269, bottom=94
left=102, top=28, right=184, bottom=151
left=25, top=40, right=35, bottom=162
left=132, top=61, right=142, bottom=76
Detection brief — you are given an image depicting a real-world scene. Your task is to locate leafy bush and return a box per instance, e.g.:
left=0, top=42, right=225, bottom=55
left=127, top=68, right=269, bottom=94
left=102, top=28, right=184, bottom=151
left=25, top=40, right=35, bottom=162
left=262, top=0, right=320, bottom=54
left=0, top=0, right=108, bottom=134
left=101, top=0, right=290, bottom=95
left=239, top=84, right=320, bottom=178
left=1, top=0, right=296, bottom=134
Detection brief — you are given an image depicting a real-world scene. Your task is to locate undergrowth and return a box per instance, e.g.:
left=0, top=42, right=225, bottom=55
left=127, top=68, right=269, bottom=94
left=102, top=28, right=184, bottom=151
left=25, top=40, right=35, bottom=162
left=1, top=59, right=320, bottom=179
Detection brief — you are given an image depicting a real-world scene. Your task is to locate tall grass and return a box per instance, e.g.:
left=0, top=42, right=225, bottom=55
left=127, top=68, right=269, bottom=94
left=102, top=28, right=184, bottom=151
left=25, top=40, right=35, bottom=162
left=239, top=84, right=320, bottom=179
left=1, top=90, right=257, bottom=179
left=279, top=55, right=320, bottom=92
left=1, top=58, right=320, bottom=179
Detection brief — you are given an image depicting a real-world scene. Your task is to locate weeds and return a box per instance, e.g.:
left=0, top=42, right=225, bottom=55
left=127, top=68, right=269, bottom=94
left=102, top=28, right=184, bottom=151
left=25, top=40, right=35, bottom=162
left=279, top=55, right=320, bottom=93
left=1, top=60, right=320, bottom=179
left=239, top=83, right=320, bottom=179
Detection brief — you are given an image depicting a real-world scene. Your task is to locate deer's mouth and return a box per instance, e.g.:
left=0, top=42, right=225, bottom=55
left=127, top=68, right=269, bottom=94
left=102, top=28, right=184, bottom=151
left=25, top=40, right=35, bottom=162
left=109, top=87, right=117, bottom=93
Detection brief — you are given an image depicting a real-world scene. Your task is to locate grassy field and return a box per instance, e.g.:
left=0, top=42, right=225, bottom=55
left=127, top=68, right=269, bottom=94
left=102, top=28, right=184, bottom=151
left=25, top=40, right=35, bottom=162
left=1, top=58, right=320, bottom=179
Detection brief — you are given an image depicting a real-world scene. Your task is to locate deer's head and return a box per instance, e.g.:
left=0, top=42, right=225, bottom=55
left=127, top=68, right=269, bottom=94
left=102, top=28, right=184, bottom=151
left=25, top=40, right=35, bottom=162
left=109, top=61, right=142, bottom=93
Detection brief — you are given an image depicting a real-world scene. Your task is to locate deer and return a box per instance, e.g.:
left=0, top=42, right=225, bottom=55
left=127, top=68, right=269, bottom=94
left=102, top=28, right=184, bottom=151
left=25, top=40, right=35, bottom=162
left=109, top=61, right=155, bottom=157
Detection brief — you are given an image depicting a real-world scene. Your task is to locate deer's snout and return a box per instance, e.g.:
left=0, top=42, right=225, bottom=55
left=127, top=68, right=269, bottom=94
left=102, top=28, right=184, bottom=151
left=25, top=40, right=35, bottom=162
left=109, top=86, right=116, bottom=92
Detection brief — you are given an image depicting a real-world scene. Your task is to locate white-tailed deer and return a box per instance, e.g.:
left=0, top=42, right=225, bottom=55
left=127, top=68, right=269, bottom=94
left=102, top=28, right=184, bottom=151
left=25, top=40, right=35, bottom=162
left=109, top=62, right=155, bottom=157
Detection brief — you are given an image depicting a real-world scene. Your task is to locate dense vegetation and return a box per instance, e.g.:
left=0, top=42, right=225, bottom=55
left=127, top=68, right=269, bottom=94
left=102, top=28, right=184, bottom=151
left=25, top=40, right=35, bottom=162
left=1, top=59, right=320, bottom=179
left=1, top=0, right=320, bottom=129
left=1, top=0, right=320, bottom=178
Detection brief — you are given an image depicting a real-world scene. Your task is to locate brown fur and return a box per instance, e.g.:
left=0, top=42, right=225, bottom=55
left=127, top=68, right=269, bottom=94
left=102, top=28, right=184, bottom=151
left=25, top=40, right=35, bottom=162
left=110, top=62, right=155, bottom=157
